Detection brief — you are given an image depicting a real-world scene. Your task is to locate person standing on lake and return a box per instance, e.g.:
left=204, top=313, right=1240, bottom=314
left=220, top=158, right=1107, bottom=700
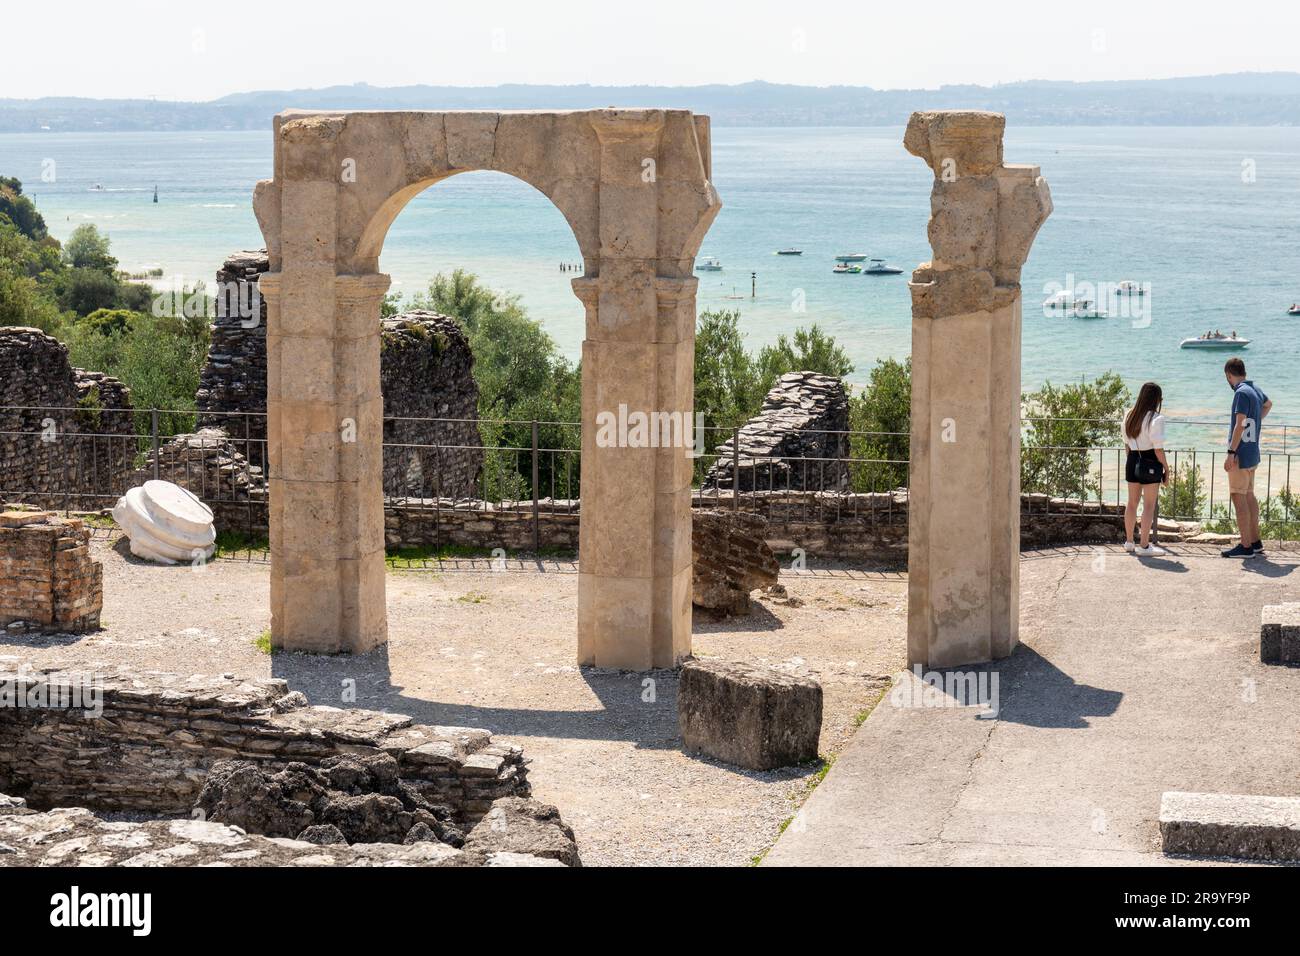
left=1123, top=382, right=1170, bottom=556
left=1222, top=357, right=1272, bottom=558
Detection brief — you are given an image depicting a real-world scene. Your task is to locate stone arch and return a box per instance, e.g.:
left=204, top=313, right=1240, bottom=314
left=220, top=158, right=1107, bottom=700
left=251, top=109, right=721, bottom=669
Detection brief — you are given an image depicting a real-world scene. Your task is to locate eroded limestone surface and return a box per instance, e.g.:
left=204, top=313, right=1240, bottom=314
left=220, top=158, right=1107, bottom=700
left=904, top=111, right=1052, bottom=669
left=0, top=807, right=564, bottom=867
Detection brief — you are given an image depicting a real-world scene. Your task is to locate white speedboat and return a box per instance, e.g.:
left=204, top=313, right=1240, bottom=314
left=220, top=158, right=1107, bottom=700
left=776, top=248, right=803, bottom=256
left=863, top=258, right=903, bottom=275
left=1180, top=334, right=1249, bottom=350
left=1043, top=291, right=1107, bottom=318
left=696, top=256, right=722, bottom=272
left=833, top=263, right=862, bottom=274
left=1116, top=280, right=1146, bottom=296
left=835, top=253, right=868, bottom=263
left=1287, top=304, right=1300, bottom=316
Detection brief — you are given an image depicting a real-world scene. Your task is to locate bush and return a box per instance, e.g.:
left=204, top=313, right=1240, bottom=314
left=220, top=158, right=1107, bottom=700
left=1160, top=461, right=1206, bottom=519
left=1021, top=372, right=1130, bottom=500
left=848, top=357, right=911, bottom=491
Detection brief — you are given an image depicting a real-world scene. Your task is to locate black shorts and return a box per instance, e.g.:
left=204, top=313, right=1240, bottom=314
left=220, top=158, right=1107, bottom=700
left=1126, top=449, right=1164, bottom=485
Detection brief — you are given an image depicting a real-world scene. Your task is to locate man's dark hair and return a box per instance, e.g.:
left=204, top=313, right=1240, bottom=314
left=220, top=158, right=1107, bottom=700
left=1224, top=357, right=1246, bottom=376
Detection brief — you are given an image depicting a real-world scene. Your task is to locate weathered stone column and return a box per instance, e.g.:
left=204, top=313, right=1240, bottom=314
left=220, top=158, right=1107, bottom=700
left=904, top=111, right=1052, bottom=668
left=573, top=112, right=698, bottom=670
left=260, top=265, right=390, bottom=655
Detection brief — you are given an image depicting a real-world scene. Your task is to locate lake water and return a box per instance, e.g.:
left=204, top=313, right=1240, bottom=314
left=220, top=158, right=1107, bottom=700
left=3, top=126, right=1299, bottom=446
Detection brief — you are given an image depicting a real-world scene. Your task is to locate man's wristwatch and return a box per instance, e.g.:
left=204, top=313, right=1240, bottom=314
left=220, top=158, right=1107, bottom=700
left=1227, top=449, right=1238, bottom=457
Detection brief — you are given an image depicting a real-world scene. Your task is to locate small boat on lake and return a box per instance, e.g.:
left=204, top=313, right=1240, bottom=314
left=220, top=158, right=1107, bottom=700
left=1043, top=291, right=1107, bottom=318
left=1287, top=303, right=1300, bottom=316
left=776, top=248, right=803, bottom=256
left=1116, top=280, right=1146, bottom=296
left=833, top=263, right=862, bottom=274
left=696, top=256, right=722, bottom=272
left=835, top=253, right=868, bottom=263
left=863, top=258, right=903, bottom=275
left=1180, top=333, right=1250, bottom=350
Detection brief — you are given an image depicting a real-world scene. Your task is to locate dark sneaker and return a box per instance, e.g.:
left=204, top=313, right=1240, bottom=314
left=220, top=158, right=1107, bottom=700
left=1221, top=544, right=1254, bottom=558
left=1251, top=540, right=1265, bottom=554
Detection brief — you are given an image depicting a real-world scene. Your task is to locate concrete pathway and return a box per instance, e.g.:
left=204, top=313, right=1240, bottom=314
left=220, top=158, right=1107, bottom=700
left=764, top=544, right=1300, bottom=866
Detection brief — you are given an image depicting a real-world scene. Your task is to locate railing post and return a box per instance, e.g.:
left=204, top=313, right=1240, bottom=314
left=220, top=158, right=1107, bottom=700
left=150, top=409, right=160, bottom=481
left=531, top=419, right=540, bottom=554
left=731, top=425, right=740, bottom=512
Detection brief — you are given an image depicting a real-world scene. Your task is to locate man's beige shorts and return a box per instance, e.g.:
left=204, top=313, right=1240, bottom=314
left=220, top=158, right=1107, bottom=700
left=1229, top=465, right=1256, bottom=496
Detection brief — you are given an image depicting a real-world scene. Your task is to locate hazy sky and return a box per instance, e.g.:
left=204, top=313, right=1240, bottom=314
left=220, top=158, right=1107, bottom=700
left=11, top=0, right=1300, bottom=101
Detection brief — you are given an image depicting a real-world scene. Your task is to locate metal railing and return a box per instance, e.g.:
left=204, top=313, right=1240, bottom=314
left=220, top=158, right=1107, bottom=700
left=3, top=406, right=1296, bottom=548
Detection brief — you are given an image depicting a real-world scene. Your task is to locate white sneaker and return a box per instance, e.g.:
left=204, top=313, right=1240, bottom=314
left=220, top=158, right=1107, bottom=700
left=1136, top=544, right=1168, bottom=557
left=1123, top=540, right=1136, bottom=553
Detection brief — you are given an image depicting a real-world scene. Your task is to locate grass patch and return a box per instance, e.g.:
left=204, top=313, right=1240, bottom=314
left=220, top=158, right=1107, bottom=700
left=252, top=629, right=272, bottom=655
left=215, top=529, right=269, bottom=558
left=457, top=590, right=489, bottom=604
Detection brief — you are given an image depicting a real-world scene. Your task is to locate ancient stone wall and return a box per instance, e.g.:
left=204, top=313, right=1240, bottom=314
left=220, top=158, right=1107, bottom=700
left=705, top=372, right=850, bottom=492
left=196, top=252, right=483, bottom=499
left=196, top=250, right=269, bottom=441
left=0, top=327, right=134, bottom=508
left=0, top=511, right=102, bottom=633
left=691, top=509, right=779, bottom=613
left=0, top=666, right=527, bottom=823
left=380, top=311, right=483, bottom=499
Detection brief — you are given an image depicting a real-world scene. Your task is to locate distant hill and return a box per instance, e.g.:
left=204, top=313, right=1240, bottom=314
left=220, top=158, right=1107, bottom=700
left=4, top=74, right=1300, bottom=132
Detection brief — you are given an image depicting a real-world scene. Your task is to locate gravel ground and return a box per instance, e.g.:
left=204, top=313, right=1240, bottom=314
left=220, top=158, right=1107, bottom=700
left=1, top=532, right=907, bottom=866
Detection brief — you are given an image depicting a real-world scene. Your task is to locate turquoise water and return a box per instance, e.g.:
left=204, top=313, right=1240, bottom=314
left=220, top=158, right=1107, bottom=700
left=3, top=126, right=1299, bottom=444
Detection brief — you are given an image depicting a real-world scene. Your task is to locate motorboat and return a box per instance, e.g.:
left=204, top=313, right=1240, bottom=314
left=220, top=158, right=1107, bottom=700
left=1116, top=280, right=1146, bottom=296
left=863, top=258, right=903, bottom=275
left=1043, top=291, right=1107, bottom=318
left=776, top=248, right=803, bottom=256
left=696, top=256, right=722, bottom=272
left=1287, top=304, right=1300, bottom=316
left=833, top=263, right=862, bottom=274
left=835, top=253, right=868, bottom=263
left=1180, top=333, right=1249, bottom=350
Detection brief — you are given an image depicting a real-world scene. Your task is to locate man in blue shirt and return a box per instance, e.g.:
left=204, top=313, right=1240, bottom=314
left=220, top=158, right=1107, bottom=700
left=1222, top=357, right=1272, bottom=558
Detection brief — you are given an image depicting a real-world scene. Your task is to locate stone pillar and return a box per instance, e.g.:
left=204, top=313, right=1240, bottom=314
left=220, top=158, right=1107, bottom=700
left=904, top=111, right=1052, bottom=669
left=573, top=113, right=696, bottom=670
left=260, top=266, right=390, bottom=655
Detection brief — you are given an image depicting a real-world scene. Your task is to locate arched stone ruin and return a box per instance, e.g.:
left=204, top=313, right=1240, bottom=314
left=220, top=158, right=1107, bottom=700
left=253, top=109, right=720, bottom=668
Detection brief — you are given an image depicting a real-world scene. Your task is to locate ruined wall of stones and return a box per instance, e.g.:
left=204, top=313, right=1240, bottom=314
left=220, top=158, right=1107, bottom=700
left=0, top=327, right=134, bottom=508
left=691, top=509, right=779, bottom=613
left=195, top=251, right=483, bottom=498
left=380, top=311, right=483, bottom=499
left=196, top=250, right=269, bottom=440
left=0, top=512, right=102, bottom=633
left=0, top=666, right=527, bottom=823
left=705, top=372, right=850, bottom=492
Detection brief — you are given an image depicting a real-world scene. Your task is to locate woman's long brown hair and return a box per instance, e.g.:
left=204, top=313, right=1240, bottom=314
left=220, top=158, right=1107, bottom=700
left=1125, top=382, right=1163, bottom=440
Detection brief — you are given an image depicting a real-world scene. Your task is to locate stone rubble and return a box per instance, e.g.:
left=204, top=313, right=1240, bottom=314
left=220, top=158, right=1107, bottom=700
left=0, top=327, right=134, bottom=509
left=691, top=509, right=779, bottom=614
left=705, top=372, right=850, bottom=493
left=0, top=510, right=102, bottom=633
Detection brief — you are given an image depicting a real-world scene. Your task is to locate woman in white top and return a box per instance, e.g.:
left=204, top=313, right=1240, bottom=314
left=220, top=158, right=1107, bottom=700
left=1123, top=382, right=1171, bottom=556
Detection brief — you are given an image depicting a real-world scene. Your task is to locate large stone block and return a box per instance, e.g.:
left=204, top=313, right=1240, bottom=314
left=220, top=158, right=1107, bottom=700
left=678, top=659, right=822, bottom=770
left=1160, top=791, right=1300, bottom=862
left=1260, top=603, right=1300, bottom=665
left=691, top=509, right=779, bottom=614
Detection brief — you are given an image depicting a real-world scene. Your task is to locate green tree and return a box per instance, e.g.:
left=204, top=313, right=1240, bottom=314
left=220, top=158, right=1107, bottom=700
left=756, top=324, right=855, bottom=393
left=1021, top=372, right=1131, bottom=500
left=406, top=269, right=582, bottom=501
left=61, top=224, right=116, bottom=272
left=848, top=357, right=911, bottom=491
left=693, top=309, right=762, bottom=456
left=0, top=177, right=49, bottom=241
